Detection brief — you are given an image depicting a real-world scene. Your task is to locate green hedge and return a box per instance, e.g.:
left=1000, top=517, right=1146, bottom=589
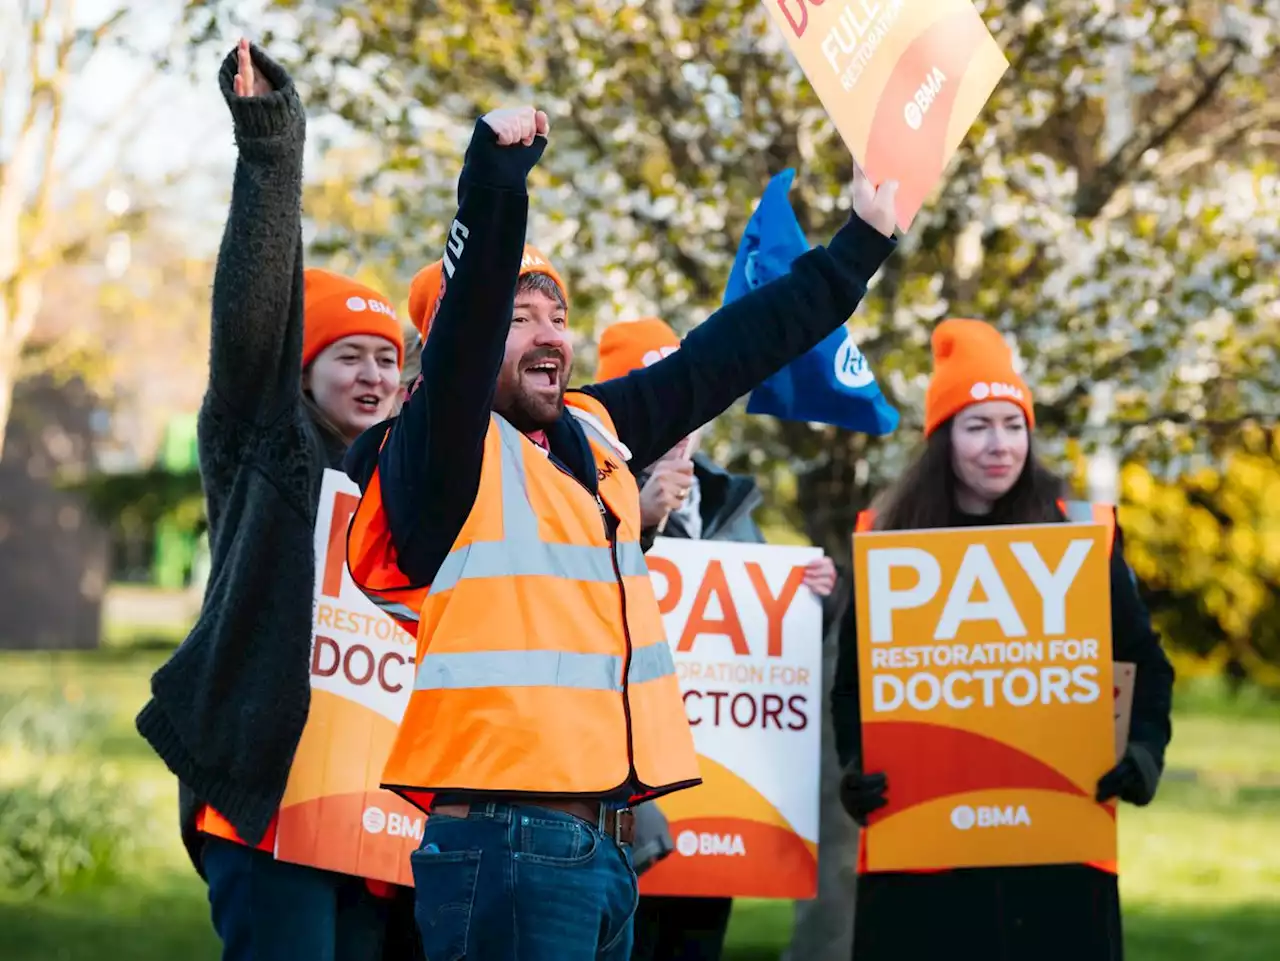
left=0, top=693, right=140, bottom=896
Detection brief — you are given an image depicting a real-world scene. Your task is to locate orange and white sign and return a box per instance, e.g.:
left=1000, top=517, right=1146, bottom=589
left=640, top=538, right=824, bottom=899
left=852, top=522, right=1116, bottom=872
left=274, top=469, right=421, bottom=886
left=764, top=0, right=1008, bottom=229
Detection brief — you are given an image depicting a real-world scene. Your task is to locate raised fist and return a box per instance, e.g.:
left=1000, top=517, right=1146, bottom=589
left=232, top=38, right=273, bottom=98
left=850, top=161, right=898, bottom=238
left=639, top=458, right=695, bottom=530
left=481, top=106, right=550, bottom=147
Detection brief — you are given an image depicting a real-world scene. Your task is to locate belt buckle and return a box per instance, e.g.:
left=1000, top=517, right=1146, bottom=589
left=611, top=808, right=635, bottom=846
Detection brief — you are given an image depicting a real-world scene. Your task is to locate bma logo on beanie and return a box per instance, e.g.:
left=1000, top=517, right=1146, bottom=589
left=970, top=381, right=1025, bottom=402
left=345, top=295, right=397, bottom=319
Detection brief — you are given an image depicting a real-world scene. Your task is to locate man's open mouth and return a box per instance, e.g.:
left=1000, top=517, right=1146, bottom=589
left=524, top=360, right=560, bottom=387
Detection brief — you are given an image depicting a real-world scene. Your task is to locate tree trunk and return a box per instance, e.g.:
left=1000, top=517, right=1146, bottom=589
left=0, top=273, right=49, bottom=462
left=0, top=360, right=13, bottom=463
left=0, top=374, right=109, bottom=650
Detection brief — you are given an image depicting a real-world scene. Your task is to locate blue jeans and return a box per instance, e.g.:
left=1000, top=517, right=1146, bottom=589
left=410, top=802, right=638, bottom=961
left=203, top=836, right=392, bottom=961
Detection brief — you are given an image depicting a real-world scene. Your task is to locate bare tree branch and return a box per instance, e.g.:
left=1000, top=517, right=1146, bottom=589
left=26, top=0, right=76, bottom=264
left=0, top=13, right=49, bottom=282
left=1156, top=100, right=1280, bottom=180
left=1031, top=351, right=1138, bottom=429
left=1076, top=41, right=1241, bottom=217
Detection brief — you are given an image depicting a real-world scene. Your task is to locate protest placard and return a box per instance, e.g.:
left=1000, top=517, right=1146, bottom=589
left=639, top=538, right=824, bottom=899
left=275, top=480, right=825, bottom=892
left=1114, top=661, right=1136, bottom=760
left=853, top=522, right=1117, bottom=872
left=273, top=469, right=421, bottom=886
left=764, top=0, right=1009, bottom=229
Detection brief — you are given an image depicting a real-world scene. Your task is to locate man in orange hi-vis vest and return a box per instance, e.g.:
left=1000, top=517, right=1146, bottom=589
left=342, top=105, right=902, bottom=961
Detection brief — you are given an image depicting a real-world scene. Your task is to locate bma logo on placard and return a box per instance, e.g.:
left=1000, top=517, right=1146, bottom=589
left=362, top=805, right=424, bottom=840
left=950, top=804, right=1032, bottom=830
left=904, top=67, right=947, bottom=131
left=676, top=830, right=747, bottom=857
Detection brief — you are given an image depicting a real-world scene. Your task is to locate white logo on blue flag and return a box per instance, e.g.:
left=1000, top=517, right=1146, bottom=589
left=834, top=333, right=876, bottom=390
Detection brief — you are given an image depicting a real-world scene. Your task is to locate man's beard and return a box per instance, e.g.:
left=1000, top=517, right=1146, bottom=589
left=494, top=377, right=567, bottom=433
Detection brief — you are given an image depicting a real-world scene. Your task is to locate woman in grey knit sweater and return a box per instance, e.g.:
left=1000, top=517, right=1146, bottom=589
left=135, top=40, right=410, bottom=960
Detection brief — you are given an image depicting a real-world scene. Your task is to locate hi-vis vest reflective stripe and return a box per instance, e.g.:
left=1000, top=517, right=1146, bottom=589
left=373, top=595, right=423, bottom=637
left=852, top=500, right=1118, bottom=876
left=348, top=392, right=701, bottom=806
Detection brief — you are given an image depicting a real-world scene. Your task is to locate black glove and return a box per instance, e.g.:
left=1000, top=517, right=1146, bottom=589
left=839, top=764, right=888, bottom=826
left=1096, top=742, right=1162, bottom=807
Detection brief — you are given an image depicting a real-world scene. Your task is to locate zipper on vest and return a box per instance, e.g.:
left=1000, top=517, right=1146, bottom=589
left=595, top=493, right=610, bottom=539
left=598, top=492, right=639, bottom=784
left=540, top=436, right=641, bottom=791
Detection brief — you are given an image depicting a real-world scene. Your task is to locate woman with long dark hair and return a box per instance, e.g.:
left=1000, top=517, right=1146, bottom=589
left=832, top=318, right=1174, bottom=961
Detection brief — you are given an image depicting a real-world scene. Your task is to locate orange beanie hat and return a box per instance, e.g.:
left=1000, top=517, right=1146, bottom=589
left=596, top=317, right=681, bottom=382
left=302, top=268, right=404, bottom=369
left=923, top=318, right=1034, bottom=437
left=407, top=244, right=568, bottom=339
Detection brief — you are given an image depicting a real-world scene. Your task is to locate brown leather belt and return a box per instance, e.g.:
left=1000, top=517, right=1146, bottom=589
left=430, top=798, right=635, bottom=846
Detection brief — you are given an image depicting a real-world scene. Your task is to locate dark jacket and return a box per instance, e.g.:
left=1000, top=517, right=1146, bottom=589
left=831, top=505, right=1175, bottom=961
left=134, top=48, right=332, bottom=873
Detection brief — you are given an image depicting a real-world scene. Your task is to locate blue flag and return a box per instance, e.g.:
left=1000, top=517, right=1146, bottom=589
left=726, top=169, right=898, bottom=436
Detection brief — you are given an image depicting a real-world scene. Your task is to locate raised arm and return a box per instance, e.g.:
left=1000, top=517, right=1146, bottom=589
left=582, top=169, right=898, bottom=469
left=206, top=41, right=308, bottom=424
left=373, top=110, right=548, bottom=584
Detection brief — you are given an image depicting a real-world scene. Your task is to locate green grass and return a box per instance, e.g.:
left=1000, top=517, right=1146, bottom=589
left=0, top=877, right=217, bottom=961
left=2, top=649, right=1278, bottom=961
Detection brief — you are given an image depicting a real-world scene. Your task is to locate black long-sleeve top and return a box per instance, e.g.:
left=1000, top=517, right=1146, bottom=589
left=344, top=121, right=898, bottom=586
